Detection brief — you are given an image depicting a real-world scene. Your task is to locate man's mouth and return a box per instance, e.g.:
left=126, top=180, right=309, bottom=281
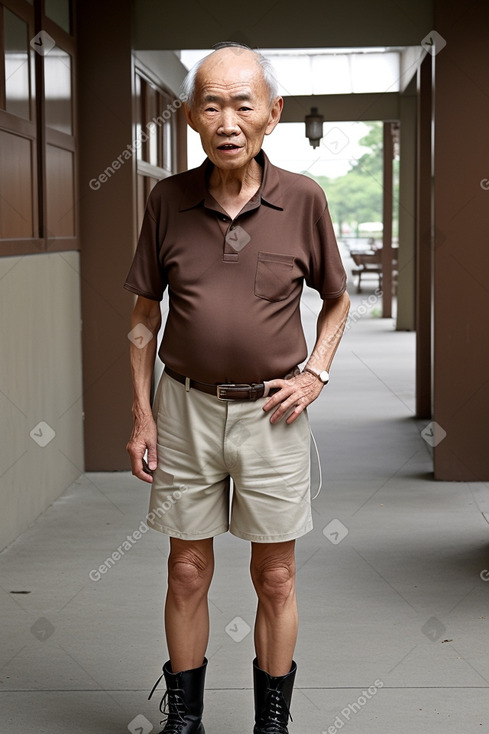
left=217, top=143, right=241, bottom=150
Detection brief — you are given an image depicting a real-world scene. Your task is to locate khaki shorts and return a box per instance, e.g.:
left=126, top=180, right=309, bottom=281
left=147, top=372, right=313, bottom=543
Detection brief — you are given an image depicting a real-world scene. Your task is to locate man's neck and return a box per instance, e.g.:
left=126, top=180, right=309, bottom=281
left=209, top=157, right=262, bottom=200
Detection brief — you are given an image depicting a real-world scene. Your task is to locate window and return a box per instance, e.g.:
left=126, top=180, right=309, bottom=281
left=134, top=67, right=178, bottom=233
left=44, top=46, right=72, bottom=134
left=45, top=0, right=71, bottom=34
left=3, top=6, right=31, bottom=119
left=0, top=0, right=76, bottom=255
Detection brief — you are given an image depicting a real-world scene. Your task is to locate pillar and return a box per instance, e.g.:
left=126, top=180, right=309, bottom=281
left=433, top=2, right=489, bottom=479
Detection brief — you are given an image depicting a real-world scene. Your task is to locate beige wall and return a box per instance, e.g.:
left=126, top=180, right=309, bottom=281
left=0, top=252, right=84, bottom=550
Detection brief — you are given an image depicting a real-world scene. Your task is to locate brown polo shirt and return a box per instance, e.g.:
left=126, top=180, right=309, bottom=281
left=124, top=150, right=347, bottom=384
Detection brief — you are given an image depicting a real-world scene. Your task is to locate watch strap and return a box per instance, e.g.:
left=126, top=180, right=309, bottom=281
left=303, top=366, right=329, bottom=383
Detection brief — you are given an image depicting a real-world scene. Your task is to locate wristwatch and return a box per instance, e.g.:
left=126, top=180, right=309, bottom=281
left=303, top=366, right=330, bottom=384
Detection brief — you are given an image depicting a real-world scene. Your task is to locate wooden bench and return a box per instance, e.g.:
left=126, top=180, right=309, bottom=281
left=350, top=247, right=398, bottom=294
left=351, top=249, right=382, bottom=293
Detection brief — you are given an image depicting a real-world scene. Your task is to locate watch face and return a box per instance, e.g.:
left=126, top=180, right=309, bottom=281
left=319, top=371, right=330, bottom=383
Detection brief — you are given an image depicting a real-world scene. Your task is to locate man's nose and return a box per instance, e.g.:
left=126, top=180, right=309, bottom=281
left=217, top=110, right=239, bottom=136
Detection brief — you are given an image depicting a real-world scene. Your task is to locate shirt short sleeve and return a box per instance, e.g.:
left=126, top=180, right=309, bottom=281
left=123, top=189, right=167, bottom=301
left=306, top=199, right=348, bottom=299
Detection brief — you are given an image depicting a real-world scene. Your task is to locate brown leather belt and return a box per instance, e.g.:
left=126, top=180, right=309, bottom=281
left=164, top=366, right=281, bottom=401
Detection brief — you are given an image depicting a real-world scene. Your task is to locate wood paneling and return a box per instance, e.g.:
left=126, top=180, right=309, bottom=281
left=433, top=1, right=489, bottom=479
left=77, top=0, right=135, bottom=471
left=45, top=143, right=74, bottom=236
left=0, top=128, right=33, bottom=237
left=0, top=0, right=77, bottom=255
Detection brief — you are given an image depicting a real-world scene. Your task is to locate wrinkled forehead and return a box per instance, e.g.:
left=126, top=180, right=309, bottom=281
left=194, top=51, right=267, bottom=102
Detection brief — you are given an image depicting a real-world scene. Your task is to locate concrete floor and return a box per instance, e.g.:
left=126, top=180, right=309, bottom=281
left=1, top=274, right=489, bottom=733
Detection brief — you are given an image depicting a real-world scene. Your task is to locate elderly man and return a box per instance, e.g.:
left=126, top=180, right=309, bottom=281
left=125, top=43, right=349, bottom=734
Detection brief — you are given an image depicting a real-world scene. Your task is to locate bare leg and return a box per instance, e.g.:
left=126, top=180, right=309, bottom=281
left=165, top=537, right=214, bottom=673
left=250, top=540, right=297, bottom=676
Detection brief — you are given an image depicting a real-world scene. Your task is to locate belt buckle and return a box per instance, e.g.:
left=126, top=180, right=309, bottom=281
left=217, top=383, right=248, bottom=401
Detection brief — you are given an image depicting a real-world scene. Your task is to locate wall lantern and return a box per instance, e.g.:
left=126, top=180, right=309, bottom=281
left=305, top=107, right=324, bottom=148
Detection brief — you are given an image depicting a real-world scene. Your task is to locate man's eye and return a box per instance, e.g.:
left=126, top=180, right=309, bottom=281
left=239, top=106, right=252, bottom=112
left=205, top=106, right=218, bottom=112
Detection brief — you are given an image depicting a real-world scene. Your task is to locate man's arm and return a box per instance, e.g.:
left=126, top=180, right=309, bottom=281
left=126, top=295, right=162, bottom=482
left=263, top=291, right=350, bottom=424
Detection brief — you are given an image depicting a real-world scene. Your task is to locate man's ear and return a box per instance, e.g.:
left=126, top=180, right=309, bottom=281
left=185, top=105, right=199, bottom=133
left=265, top=96, right=284, bottom=136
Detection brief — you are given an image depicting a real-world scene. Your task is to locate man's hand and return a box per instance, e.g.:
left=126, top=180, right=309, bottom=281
left=264, top=292, right=350, bottom=425
left=126, top=412, right=158, bottom=483
left=263, top=371, right=323, bottom=424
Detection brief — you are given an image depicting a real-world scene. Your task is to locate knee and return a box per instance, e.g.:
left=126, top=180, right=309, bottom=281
left=168, top=547, right=213, bottom=598
left=251, top=555, right=296, bottom=609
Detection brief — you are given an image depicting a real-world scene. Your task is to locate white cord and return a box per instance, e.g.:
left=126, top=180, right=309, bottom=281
left=310, top=427, right=323, bottom=500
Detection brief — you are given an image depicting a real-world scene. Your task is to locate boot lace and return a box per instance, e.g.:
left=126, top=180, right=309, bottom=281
left=256, top=687, right=293, bottom=734
left=148, top=673, right=188, bottom=733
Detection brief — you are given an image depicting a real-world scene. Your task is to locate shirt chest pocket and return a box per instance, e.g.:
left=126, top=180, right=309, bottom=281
left=254, top=252, right=296, bottom=302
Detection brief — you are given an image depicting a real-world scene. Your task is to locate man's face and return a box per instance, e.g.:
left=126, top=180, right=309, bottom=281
left=186, top=49, right=283, bottom=172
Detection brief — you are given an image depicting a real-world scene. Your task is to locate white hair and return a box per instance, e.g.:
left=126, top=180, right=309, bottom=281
left=181, top=42, right=279, bottom=108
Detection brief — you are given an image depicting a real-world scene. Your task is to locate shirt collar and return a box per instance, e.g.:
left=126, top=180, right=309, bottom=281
left=178, top=149, right=284, bottom=212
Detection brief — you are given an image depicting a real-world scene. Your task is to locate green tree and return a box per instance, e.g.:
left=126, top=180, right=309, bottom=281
left=304, top=122, right=394, bottom=238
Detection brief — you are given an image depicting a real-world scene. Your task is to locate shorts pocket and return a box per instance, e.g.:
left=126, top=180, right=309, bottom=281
left=254, top=252, right=295, bottom=302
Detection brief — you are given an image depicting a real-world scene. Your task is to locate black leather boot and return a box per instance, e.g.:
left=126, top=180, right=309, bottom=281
left=253, top=657, right=296, bottom=733
left=148, top=658, right=207, bottom=734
